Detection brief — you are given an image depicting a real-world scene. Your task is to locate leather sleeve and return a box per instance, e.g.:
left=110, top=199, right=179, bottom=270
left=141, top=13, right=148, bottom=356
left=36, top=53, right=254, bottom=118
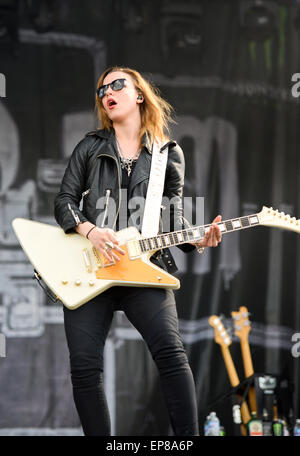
left=54, top=136, right=96, bottom=233
left=163, top=143, right=195, bottom=253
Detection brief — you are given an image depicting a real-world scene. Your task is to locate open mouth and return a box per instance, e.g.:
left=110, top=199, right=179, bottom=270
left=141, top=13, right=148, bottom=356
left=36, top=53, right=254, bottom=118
left=107, top=99, right=117, bottom=108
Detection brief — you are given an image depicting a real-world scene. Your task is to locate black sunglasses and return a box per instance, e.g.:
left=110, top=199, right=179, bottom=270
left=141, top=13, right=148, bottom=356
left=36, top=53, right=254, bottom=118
left=97, top=78, right=126, bottom=98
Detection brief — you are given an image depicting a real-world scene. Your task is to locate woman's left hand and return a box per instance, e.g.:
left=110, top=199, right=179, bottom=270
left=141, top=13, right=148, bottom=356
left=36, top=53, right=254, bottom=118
left=192, top=215, right=222, bottom=250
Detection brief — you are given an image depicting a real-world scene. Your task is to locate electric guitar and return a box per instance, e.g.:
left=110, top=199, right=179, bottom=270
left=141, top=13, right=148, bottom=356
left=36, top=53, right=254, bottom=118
left=12, top=206, right=300, bottom=309
left=232, top=306, right=257, bottom=414
left=209, top=315, right=251, bottom=434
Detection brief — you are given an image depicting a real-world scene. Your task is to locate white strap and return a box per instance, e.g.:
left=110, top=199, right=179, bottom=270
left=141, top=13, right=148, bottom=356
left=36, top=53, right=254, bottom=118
left=141, top=141, right=169, bottom=237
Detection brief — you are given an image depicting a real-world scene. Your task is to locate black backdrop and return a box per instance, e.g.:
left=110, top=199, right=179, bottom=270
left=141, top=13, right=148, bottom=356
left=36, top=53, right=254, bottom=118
left=0, top=0, right=299, bottom=436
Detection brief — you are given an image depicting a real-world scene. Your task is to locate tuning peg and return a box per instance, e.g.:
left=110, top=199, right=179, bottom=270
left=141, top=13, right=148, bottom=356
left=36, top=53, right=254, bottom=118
left=241, top=311, right=250, bottom=318
left=210, top=316, right=220, bottom=326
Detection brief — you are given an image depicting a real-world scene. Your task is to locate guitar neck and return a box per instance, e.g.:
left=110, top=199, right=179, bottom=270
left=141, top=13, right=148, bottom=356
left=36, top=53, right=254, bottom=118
left=139, top=212, right=260, bottom=253
left=221, top=346, right=240, bottom=387
left=240, top=338, right=254, bottom=378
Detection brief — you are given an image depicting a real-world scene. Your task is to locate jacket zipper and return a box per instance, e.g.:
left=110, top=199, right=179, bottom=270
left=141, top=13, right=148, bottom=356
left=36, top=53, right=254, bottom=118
left=101, top=189, right=111, bottom=228
left=68, top=203, right=80, bottom=225
left=97, top=153, right=121, bottom=230
left=82, top=188, right=90, bottom=197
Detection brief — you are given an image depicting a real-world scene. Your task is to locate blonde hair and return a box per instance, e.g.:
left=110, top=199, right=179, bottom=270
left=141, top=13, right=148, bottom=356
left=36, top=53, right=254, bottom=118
left=95, top=66, right=174, bottom=146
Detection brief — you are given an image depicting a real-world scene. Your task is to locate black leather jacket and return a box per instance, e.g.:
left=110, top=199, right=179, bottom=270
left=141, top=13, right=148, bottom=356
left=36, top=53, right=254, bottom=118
left=54, top=128, right=194, bottom=272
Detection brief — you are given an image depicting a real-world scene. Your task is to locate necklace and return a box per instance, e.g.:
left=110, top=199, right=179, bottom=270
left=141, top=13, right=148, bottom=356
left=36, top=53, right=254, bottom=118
left=115, top=137, right=140, bottom=176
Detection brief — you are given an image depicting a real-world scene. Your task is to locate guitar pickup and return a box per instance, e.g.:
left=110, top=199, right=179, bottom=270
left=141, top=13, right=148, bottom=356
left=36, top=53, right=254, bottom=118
left=82, top=248, right=92, bottom=273
left=127, top=241, right=141, bottom=259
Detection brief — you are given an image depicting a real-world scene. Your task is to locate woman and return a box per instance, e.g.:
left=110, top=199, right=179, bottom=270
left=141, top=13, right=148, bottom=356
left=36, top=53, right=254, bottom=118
left=54, top=66, right=222, bottom=436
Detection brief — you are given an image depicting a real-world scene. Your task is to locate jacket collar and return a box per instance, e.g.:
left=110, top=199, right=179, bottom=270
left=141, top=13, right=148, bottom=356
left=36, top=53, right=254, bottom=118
left=86, top=128, right=175, bottom=155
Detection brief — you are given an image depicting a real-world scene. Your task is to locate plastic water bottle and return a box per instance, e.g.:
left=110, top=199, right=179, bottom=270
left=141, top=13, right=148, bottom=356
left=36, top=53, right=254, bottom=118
left=294, top=419, right=300, bottom=436
left=204, top=414, right=211, bottom=435
left=204, top=412, right=220, bottom=436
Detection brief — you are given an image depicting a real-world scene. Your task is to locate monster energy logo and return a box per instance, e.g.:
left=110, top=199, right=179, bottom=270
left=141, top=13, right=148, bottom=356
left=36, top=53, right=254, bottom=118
left=0, top=73, right=6, bottom=98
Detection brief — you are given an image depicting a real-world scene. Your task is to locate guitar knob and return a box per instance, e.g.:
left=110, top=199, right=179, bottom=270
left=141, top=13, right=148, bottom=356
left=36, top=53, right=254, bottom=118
left=75, top=279, right=81, bottom=286
left=88, top=280, right=95, bottom=286
left=61, top=279, right=68, bottom=285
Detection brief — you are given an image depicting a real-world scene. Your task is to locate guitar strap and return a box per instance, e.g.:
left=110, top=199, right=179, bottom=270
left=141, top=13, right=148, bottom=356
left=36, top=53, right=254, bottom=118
left=141, top=140, right=169, bottom=237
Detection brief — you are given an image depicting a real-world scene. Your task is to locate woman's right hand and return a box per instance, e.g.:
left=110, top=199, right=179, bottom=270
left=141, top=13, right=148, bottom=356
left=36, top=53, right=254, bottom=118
left=88, top=227, right=125, bottom=262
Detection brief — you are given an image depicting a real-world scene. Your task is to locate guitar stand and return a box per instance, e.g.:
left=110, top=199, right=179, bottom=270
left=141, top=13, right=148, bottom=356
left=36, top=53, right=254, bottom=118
left=203, top=375, right=255, bottom=436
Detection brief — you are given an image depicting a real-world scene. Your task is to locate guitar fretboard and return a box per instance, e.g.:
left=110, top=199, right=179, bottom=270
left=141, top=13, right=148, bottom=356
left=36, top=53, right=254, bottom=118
left=138, top=213, right=260, bottom=253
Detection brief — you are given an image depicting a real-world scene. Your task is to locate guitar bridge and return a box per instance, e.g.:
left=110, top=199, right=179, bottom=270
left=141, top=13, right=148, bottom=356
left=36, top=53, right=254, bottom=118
left=92, top=247, right=115, bottom=268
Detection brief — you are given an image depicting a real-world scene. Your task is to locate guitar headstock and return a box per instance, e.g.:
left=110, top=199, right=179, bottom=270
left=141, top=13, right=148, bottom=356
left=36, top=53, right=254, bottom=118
left=258, top=206, right=300, bottom=233
left=231, top=306, right=251, bottom=341
left=209, top=315, right=232, bottom=348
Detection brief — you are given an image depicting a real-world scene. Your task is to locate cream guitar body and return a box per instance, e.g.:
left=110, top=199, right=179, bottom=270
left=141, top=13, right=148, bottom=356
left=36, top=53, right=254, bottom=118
left=12, top=218, right=179, bottom=310
left=12, top=206, right=300, bottom=309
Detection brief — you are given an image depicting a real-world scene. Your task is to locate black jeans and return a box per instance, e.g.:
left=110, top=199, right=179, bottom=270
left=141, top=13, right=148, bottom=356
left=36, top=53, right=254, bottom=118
left=63, top=286, right=199, bottom=436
